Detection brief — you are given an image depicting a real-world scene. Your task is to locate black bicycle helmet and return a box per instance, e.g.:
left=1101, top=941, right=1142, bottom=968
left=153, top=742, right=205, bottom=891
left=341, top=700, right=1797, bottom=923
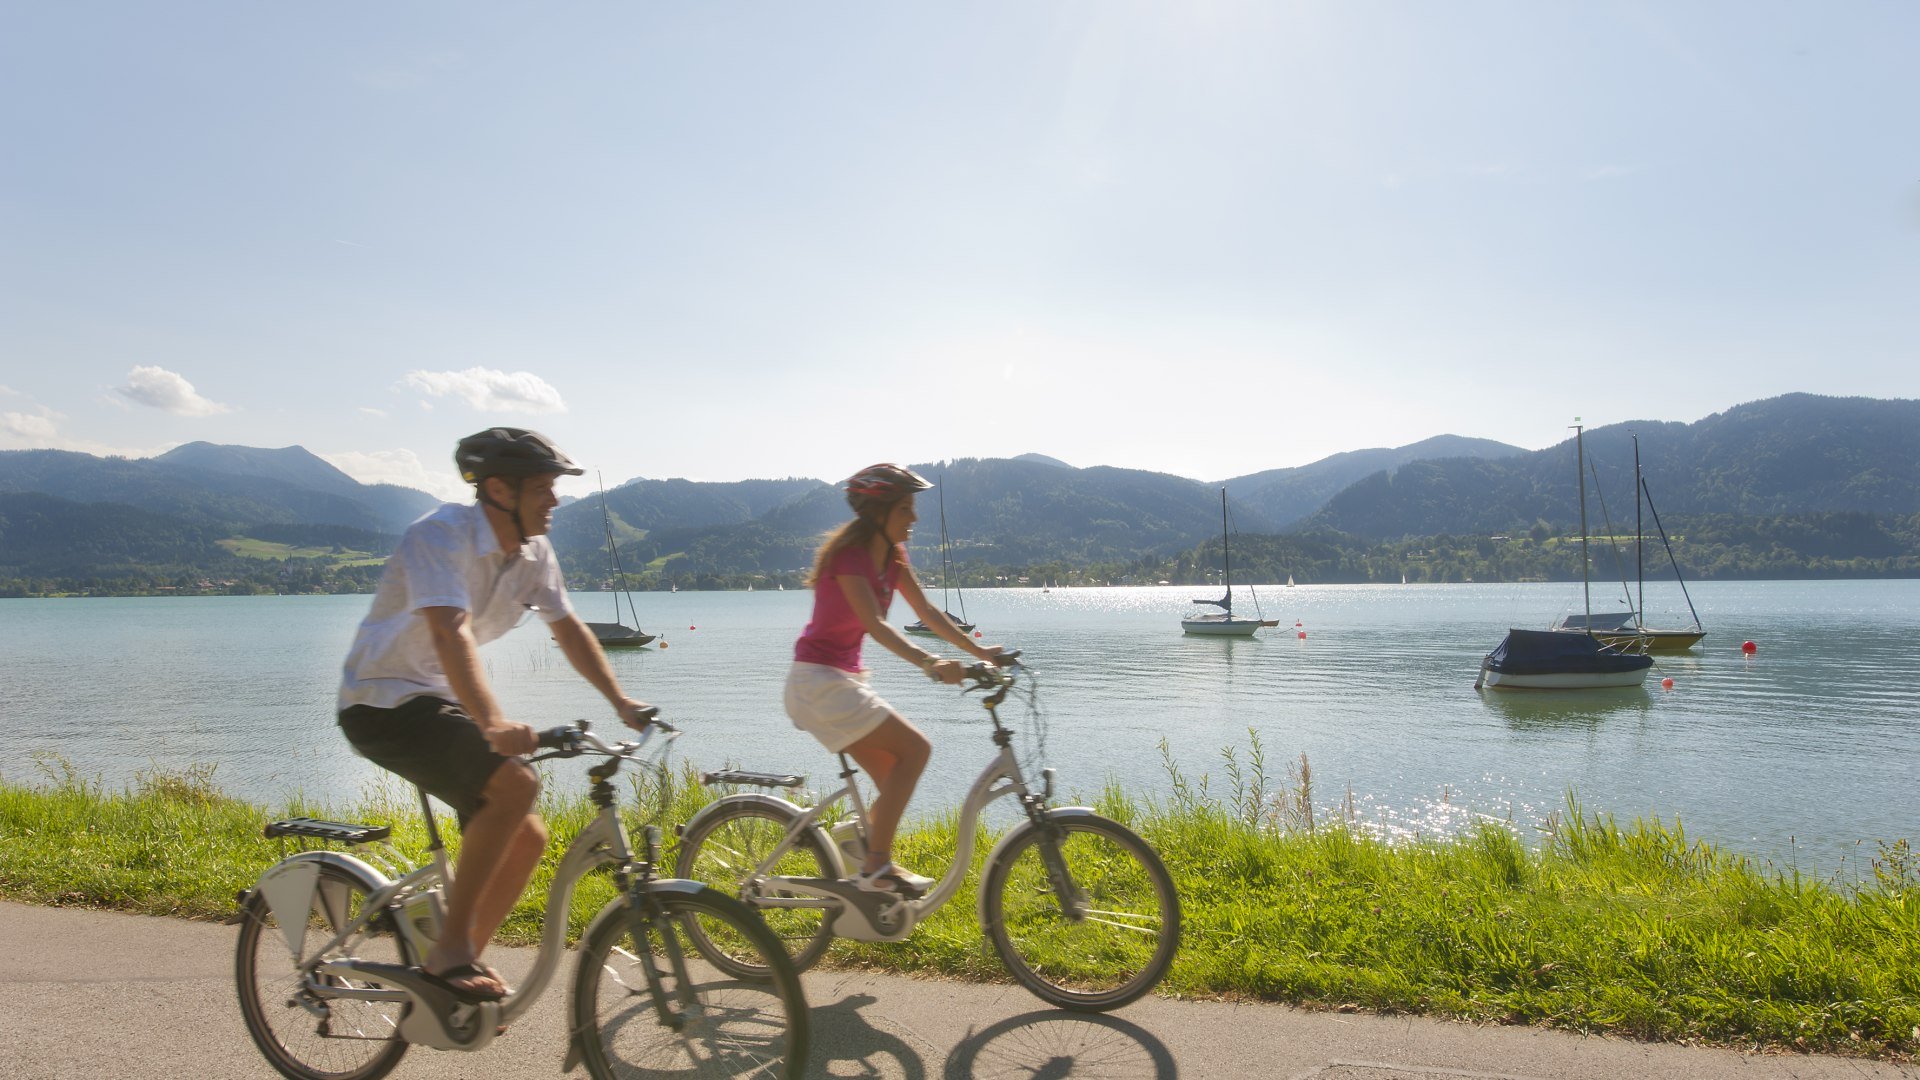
left=454, top=428, right=584, bottom=484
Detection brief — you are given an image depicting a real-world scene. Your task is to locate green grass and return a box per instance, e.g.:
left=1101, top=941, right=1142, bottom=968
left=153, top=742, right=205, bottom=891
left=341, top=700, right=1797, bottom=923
left=3, top=747, right=1914, bottom=1059
left=217, top=537, right=385, bottom=566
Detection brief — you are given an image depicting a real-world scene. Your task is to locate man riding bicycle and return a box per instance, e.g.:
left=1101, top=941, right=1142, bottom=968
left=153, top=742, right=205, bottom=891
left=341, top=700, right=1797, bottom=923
left=336, top=427, right=654, bottom=1002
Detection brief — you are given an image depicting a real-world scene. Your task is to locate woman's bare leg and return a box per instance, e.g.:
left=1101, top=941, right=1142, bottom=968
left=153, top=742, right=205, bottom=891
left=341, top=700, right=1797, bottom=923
left=845, top=715, right=930, bottom=872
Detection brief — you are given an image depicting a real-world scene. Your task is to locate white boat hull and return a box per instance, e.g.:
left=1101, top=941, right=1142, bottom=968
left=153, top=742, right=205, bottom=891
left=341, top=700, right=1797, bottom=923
left=1477, top=664, right=1651, bottom=690
left=1181, top=617, right=1262, bottom=637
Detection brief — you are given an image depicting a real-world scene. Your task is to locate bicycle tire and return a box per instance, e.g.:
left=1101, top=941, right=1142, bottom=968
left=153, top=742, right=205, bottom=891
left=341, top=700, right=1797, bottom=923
left=981, top=812, right=1181, bottom=1011
left=674, top=801, right=836, bottom=977
left=573, top=885, right=810, bottom=1079
left=234, top=862, right=413, bottom=1080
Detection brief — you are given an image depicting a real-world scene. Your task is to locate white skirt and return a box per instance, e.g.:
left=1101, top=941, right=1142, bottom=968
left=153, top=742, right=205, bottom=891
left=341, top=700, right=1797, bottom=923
left=784, top=661, right=897, bottom=752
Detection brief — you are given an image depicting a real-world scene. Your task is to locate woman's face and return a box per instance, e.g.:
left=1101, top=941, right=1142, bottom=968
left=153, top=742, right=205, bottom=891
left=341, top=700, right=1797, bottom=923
left=882, top=495, right=918, bottom=545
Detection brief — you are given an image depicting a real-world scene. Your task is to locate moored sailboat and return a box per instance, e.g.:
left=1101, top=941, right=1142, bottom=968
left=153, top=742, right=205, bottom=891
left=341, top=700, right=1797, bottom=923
left=905, top=479, right=976, bottom=636
left=1479, top=421, right=1651, bottom=689
left=585, top=474, right=655, bottom=648
left=1552, top=435, right=1705, bottom=652
left=1182, top=488, right=1265, bottom=637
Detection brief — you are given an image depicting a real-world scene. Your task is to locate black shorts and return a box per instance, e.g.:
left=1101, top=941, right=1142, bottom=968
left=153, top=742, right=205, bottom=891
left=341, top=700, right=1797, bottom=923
left=338, top=697, right=516, bottom=829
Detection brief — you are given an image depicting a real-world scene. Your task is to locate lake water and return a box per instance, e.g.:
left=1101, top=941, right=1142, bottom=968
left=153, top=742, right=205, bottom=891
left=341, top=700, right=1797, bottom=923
left=3, top=581, right=1915, bottom=879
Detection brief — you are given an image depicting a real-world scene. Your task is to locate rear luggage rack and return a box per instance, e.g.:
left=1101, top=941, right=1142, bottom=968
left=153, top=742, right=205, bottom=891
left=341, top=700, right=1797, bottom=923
left=263, top=817, right=392, bottom=844
left=700, top=769, right=805, bottom=789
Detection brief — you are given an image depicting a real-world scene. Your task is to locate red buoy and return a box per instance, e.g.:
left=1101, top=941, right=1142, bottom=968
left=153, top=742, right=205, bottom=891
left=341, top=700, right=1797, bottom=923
left=1741, top=640, right=1757, bottom=654
left=1661, top=677, right=1674, bottom=690
left=690, top=625, right=697, bottom=631
left=973, top=630, right=982, bottom=638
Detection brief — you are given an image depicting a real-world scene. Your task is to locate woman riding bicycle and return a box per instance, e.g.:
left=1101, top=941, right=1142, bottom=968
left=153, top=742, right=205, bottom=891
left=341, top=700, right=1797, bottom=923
left=785, top=463, right=1005, bottom=896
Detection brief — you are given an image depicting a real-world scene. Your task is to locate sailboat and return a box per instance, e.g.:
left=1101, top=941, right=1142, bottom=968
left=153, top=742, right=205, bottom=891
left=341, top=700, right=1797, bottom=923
left=1181, top=489, right=1266, bottom=636
left=1552, top=435, right=1705, bottom=651
left=585, top=475, right=655, bottom=648
left=1478, top=422, right=1652, bottom=689
left=905, top=481, right=975, bottom=636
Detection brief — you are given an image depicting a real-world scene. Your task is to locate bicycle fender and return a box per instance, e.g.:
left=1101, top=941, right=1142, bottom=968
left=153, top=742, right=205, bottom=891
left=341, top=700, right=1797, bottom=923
left=252, top=850, right=390, bottom=961
left=976, top=806, right=1099, bottom=929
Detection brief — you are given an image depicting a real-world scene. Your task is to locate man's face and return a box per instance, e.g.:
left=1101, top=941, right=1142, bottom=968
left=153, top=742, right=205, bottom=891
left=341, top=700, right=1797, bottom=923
left=491, top=474, right=561, bottom=537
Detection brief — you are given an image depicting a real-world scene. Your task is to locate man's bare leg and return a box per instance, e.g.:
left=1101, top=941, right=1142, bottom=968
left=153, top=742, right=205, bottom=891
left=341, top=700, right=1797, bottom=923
left=427, top=760, right=543, bottom=995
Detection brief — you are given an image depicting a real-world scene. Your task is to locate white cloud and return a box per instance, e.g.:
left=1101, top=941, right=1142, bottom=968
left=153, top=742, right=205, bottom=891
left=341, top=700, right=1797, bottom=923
left=112, top=365, right=232, bottom=416
left=322, top=448, right=471, bottom=502
left=0, top=403, right=174, bottom=457
left=401, top=367, right=567, bottom=414
left=358, top=406, right=389, bottom=419
left=0, top=384, right=18, bottom=397
left=1, top=406, right=61, bottom=444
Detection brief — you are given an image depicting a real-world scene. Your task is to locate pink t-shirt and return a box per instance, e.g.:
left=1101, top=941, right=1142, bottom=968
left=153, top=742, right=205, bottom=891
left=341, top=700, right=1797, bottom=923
left=793, top=543, right=907, bottom=672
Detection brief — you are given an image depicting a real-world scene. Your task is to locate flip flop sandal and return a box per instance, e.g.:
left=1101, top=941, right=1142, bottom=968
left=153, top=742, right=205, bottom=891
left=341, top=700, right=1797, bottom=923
left=417, top=962, right=508, bottom=1004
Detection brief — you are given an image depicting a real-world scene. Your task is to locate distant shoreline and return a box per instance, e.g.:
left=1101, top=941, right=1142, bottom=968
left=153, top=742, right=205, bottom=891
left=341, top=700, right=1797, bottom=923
left=8, top=573, right=1920, bottom=601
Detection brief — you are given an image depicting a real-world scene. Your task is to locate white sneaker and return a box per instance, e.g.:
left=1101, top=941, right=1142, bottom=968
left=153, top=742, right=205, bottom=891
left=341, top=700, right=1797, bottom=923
left=849, top=863, right=927, bottom=898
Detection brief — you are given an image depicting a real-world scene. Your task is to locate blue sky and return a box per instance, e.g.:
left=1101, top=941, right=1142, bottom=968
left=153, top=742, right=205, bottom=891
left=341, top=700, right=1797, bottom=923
left=3, top=3, right=1915, bottom=501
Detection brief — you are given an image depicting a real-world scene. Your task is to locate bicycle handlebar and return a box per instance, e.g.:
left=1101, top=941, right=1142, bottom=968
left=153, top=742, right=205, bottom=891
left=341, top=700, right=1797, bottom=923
left=962, top=649, right=1022, bottom=686
left=530, top=712, right=680, bottom=762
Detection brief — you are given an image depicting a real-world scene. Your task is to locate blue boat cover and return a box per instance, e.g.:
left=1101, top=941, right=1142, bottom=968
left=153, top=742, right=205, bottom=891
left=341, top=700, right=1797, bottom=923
left=1484, top=628, right=1653, bottom=676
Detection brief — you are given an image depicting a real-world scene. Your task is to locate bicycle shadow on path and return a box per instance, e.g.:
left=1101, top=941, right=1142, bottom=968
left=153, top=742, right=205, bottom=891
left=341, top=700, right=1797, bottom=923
left=810, top=991, right=1177, bottom=1080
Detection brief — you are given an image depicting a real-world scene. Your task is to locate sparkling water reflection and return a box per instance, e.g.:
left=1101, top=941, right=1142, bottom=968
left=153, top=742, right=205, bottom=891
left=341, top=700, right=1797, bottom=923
left=3, top=580, right=1915, bottom=877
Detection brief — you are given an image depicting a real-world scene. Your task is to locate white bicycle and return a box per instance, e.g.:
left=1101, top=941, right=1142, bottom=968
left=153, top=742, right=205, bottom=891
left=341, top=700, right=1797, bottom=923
left=674, top=657, right=1181, bottom=1011
left=232, top=716, right=808, bottom=1080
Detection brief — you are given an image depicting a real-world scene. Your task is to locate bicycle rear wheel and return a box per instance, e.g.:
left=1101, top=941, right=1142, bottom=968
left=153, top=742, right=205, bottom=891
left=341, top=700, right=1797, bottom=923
left=573, top=886, right=809, bottom=1079
left=234, top=862, right=412, bottom=1080
left=674, top=801, right=836, bottom=977
left=982, top=812, right=1181, bottom=1011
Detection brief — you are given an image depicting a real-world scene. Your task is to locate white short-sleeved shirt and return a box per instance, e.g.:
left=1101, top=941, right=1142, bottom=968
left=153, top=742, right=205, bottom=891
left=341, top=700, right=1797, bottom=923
left=337, top=502, right=574, bottom=712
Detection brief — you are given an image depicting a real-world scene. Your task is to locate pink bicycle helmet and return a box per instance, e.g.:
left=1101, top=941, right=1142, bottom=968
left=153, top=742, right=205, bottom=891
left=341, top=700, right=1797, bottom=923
left=844, top=463, right=933, bottom=509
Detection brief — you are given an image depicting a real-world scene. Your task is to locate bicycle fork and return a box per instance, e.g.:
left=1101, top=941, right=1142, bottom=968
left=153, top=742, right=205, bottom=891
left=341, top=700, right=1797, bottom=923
left=1022, top=771, right=1089, bottom=923
left=615, top=829, right=704, bottom=1031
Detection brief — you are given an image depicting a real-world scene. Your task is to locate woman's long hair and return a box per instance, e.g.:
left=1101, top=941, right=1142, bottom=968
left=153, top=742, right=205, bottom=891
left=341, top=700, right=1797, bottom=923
left=806, top=503, right=902, bottom=587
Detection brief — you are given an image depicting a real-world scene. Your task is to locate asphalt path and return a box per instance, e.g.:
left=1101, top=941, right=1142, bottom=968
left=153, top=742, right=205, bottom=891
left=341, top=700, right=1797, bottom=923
left=0, top=901, right=1910, bottom=1079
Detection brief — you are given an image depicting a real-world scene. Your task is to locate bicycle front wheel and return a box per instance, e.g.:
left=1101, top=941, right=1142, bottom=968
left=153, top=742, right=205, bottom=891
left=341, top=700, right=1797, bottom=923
left=234, top=862, right=412, bottom=1080
left=982, top=812, right=1181, bottom=1011
left=674, top=801, right=836, bottom=977
left=573, top=885, right=809, bottom=1080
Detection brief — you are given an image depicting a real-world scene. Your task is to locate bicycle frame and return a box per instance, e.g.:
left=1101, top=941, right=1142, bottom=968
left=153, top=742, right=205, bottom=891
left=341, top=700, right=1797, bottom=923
left=725, top=701, right=1071, bottom=942
left=250, top=732, right=670, bottom=1050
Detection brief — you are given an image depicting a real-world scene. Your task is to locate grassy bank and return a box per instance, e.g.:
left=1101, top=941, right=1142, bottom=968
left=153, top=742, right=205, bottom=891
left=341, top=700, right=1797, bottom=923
left=2, top=752, right=1914, bottom=1059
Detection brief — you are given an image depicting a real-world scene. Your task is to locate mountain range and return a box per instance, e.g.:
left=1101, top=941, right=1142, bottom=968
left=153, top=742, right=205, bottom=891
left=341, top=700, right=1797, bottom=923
left=3, top=393, right=1917, bottom=588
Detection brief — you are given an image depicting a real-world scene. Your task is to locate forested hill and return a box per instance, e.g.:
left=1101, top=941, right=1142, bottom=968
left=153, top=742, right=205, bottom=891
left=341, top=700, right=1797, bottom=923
left=1308, top=395, right=1920, bottom=540
left=4, top=393, right=1919, bottom=593
left=547, top=457, right=1280, bottom=580
left=1222, top=434, right=1526, bottom=529
left=0, top=443, right=437, bottom=534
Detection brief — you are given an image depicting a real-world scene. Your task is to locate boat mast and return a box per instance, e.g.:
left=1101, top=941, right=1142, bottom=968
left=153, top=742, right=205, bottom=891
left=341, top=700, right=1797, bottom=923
left=1220, top=488, right=1233, bottom=617
left=1633, top=435, right=1644, bottom=630
left=598, top=472, right=641, bottom=630
left=937, top=482, right=952, bottom=612
left=1574, top=422, right=1592, bottom=635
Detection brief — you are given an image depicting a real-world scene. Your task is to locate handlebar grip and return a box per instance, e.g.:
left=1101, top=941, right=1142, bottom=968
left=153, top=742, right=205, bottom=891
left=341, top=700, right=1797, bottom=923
left=535, top=725, right=578, bottom=750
